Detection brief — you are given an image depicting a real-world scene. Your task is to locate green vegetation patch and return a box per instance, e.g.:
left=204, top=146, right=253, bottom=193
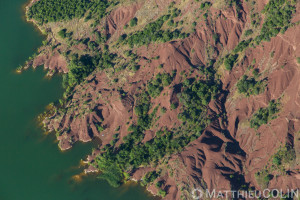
left=94, top=127, right=201, bottom=187
left=236, top=75, right=265, bottom=96
left=123, top=15, right=188, bottom=47
left=250, top=100, right=280, bottom=130
left=62, top=50, right=116, bottom=91
left=224, top=39, right=251, bottom=71
left=147, top=73, right=174, bottom=98
left=141, top=171, right=159, bottom=186
left=233, top=39, right=252, bottom=54
left=255, top=0, right=296, bottom=43
left=129, top=17, right=138, bottom=27
left=244, top=29, right=253, bottom=37
left=133, top=92, right=157, bottom=131
left=255, top=169, right=272, bottom=189
left=224, top=54, right=238, bottom=70
left=200, top=2, right=212, bottom=9
left=255, top=144, right=295, bottom=189
left=93, top=75, right=221, bottom=188
left=63, top=55, right=96, bottom=88
left=178, top=78, right=221, bottom=132
left=272, top=145, right=295, bottom=167
left=27, top=0, right=112, bottom=24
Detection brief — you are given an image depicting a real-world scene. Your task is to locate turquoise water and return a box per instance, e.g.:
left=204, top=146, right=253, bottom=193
left=0, top=1, right=156, bottom=199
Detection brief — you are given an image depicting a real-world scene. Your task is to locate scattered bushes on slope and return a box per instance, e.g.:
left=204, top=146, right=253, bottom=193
left=250, top=100, right=280, bottom=130
left=93, top=76, right=221, bottom=187
left=123, top=15, right=188, bottom=47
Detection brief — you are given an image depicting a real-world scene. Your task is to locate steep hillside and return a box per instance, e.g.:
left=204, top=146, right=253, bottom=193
left=24, top=0, right=300, bottom=199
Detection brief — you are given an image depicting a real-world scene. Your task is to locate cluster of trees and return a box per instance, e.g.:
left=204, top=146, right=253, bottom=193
left=255, top=0, right=295, bottom=43
left=250, top=100, right=280, bottom=130
left=95, top=92, right=153, bottom=187
left=170, top=7, right=181, bottom=18
left=236, top=75, right=265, bottom=96
left=200, top=2, right=211, bottom=9
left=133, top=92, right=156, bottom=131
left=197, top=64, right=216, bottom=79
left=228, top=0, right=243, bottom=17
left=272, top=146, right=295, bottom=167
left=122, top=15, right=188, bottom=47
left=233, top=39, right=252, bottom=54
left=141, top=171, right=159, bottom=186
left=224, top=54, right=238, bottom=70
left=94, top=127, right=200, bottom=188
left=224, top=39, right=251, bottom=71
left=62, top=50, right=116, bottom=89
left=62, top=55, right=96, bottom=88
left=93, top=81, right=216, bottom=188
left=58, top=29, right=72, bottom=39
left=244, top=29, right=253, bottom=37
left=93, top=69, right=222, bottom=189
left=27, top=0, right=111, bottom=24
left=147, top=73, right=174, bottom=98
left=178, top=78, right=221, bottom=132
left=94, top=31, right=107, bottom=44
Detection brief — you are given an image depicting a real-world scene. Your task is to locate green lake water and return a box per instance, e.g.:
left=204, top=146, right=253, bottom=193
left=0, top=1, right=156, bottom=200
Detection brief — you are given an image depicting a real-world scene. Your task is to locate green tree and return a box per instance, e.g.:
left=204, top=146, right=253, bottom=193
left=129, top=17, right=138, bottom=27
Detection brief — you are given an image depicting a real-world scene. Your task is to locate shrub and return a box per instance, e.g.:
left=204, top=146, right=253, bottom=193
left=58, top=29, right=67, bottom=38
left=167, top=19, right=175, bottom=26
left=161, top=107, right=167, bottom=114
left=244, top=29, right=253, bottom=37
left=97, top=160, right=123, bottom=188
left=170, top=103, right=178, bottom=110
left=129, top=17, right=138, bottom=27
left=142, top=171, right=159, bottom=185
left=200, top=2, right=211, bottom=9
left=156, top=181, right=163, bottom=188
left=158, top=189, right=167, bottom=197
left=163, top=15, right=170, bottom=21
left=212, top=33, right=219, bottom=43
left=252, top=69, right=259, bottom=78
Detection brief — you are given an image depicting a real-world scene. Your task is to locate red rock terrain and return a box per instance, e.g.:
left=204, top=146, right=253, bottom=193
left=26, top=0, right=300, bottom=199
